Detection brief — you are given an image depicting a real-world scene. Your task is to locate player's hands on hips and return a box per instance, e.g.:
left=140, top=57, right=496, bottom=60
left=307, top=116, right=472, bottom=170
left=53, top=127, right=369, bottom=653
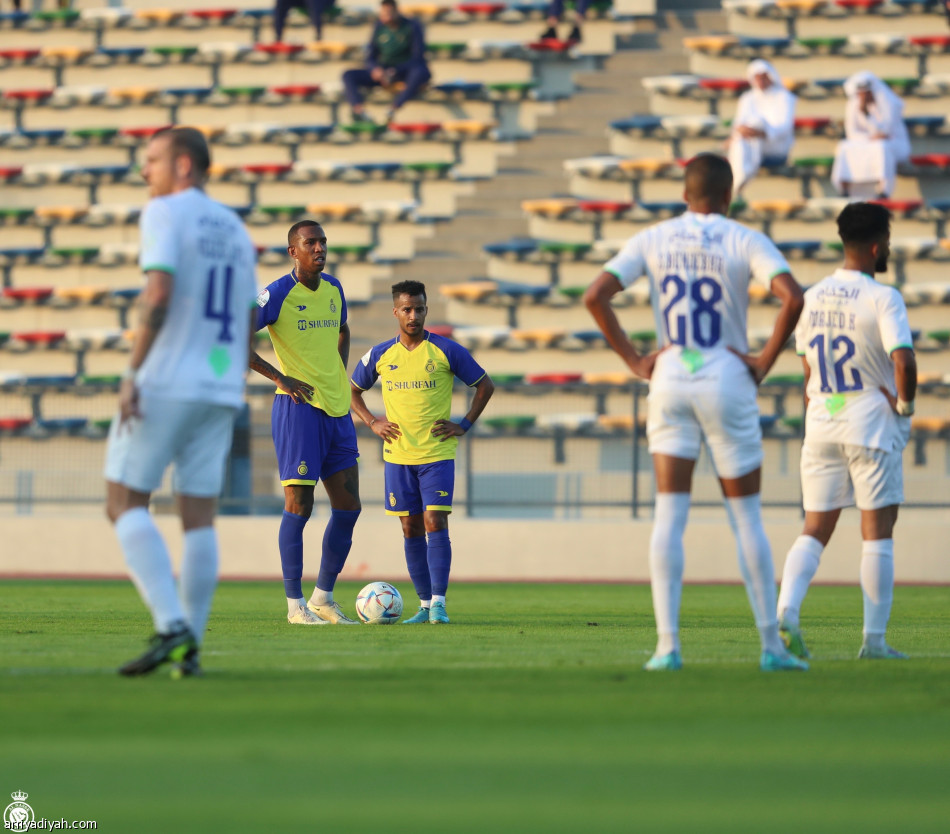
left=432, top=419, right=466, bottom=441
left=278, top=374, right=314, bottom=404
left=118, top=378, right=142, bottom=428
left=627, top=347, right=666, bottom=381
left=878, top=386, right=900, bottom=414
left=372, top=419, right=401, bottom=443
left=729, top=348, right=768, bottom=384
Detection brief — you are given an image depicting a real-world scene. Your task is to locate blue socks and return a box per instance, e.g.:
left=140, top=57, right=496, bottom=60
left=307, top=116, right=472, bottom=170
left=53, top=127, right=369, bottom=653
left=427, top=528, right=452, bottom=597
left=404, top=534, right=431, bottom=601
left=278, top=511, right=308, bottom=599
left=316, top=508, right=360, bottom=592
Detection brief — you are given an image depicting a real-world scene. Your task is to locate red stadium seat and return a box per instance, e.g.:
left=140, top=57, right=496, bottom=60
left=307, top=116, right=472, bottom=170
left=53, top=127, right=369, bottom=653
left=255, top=43, right=305, bottom=55
left=456, top=3, right=507, bottom=13
left=0, top=49, right=40, bottom=60
left=3, top=287, right=54, bottom=302
left=389, top=123, right=442, bottom=136
left=910, top=154, right=950, bottom=168
left=13, top=331, right=66, bottom=345
left=4, top=88, right=54, bottom=101
left=525, top=373, right=583, bottom=385
left=698, top=78, right=749, bottom=92
left=189, top=9, right=239, bottom=20
left=119, top=125, right=174, bottom=139
left=242, top=163, right=293, bottom=176
left=269, top=85, right=321, bottom=97
left=576, top=200, right=633, bottom=213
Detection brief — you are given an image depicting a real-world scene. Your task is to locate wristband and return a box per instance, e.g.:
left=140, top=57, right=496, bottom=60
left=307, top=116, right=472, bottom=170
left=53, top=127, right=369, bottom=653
left=896, top=398, right=914, bottom=417
left=458, top=417, right=473, bottom=432
left=370, top=417, right=377, bottom=427
left=122, top=367, right=137, bottom=382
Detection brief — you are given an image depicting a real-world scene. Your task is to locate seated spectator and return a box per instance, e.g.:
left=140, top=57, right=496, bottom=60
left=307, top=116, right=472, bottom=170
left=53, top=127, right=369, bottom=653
left=342, top=0, right=431, bottom=125
left=539, top=0, right=587, bottom=44
left=832, top=71, right=911, bottom=199
left=273, top=0, right=336, bottom=43
left=726, top=60, right=796, bottom=197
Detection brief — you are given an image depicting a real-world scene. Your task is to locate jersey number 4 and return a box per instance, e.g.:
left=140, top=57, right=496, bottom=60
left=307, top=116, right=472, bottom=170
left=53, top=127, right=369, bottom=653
left=204, top=266, right=234, bottom=343
left=661, top=274, right=723, bottom=348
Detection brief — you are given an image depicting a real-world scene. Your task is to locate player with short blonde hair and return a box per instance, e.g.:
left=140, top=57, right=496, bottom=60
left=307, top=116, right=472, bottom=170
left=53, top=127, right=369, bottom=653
left=105, top=127, right=258, bottom=677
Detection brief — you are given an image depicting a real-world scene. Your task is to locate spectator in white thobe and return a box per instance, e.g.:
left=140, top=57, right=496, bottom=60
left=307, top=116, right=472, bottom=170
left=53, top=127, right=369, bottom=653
left=727, top=59, right=797, bottom=196
left=831, top=71, right=911, bottom=199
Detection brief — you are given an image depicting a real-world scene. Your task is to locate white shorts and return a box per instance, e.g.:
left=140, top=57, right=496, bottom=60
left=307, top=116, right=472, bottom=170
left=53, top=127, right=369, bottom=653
left=647, top=351, right=762, bottom=479
left=800, top=442, right=904, bottom=512
left=104, top=395, right=238, bottom=497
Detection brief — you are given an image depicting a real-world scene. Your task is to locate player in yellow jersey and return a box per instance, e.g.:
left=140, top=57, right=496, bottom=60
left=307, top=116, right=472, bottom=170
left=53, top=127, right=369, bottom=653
left=351, top=280, right=494, bottom=623
left=250, top=220, right=362, bottom=625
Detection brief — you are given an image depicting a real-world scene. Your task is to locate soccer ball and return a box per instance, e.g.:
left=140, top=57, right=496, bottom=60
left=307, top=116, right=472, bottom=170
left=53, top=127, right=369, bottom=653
left=355, top=581, right=403, bottom=624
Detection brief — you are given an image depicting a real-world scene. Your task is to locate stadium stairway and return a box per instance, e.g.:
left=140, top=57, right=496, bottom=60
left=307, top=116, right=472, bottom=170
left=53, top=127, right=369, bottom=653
left=362, top=3, right=710, bottom=342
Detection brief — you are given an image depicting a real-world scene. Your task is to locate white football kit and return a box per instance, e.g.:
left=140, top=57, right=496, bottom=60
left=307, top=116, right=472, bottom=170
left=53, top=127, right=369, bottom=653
left=795, top=268, right=914, bottom=510
left=105, top=187, right=259, bottom=496
left=604, top=211, right=791, bottom=478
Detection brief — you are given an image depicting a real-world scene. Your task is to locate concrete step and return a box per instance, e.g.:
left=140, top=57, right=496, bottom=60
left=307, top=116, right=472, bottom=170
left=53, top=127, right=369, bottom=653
left=349, top=7, right=723, bottom=349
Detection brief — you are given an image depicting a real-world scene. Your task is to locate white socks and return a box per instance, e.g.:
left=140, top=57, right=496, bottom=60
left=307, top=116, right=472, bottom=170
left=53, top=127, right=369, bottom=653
left=116, top=509, right=220, bottom=643
left=649, top=493, right=690, bottom=655
left=777, top=535, right=824, bottom=627
left=724, top=494, right=784, bottom=655
left=861, top=538, right=894, bottom=643
left=181, top=526, right=219, bottom=645
left=115, top=508, right=186, bottom=634
left=310, top=588, right=332, bottom=606
left=431, top=595, right=446, bottom=605
left=288, top=597, right=308, bottom=614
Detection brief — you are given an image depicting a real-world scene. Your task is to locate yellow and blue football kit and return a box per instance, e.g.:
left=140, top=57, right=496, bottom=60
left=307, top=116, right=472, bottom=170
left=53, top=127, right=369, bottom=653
left=257, top=270, right=358, bottom=486
left=351, top=330, right=485, bottom=515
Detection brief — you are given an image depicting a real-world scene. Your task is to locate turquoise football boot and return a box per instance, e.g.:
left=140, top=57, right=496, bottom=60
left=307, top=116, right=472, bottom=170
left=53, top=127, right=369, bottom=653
left=402, top=606, right=431, bottom=624
left=643, top=650, right=683, bottom=671
left=428, top=601, right=450, bottom=624
left=760, top=649, right=809, bottom=672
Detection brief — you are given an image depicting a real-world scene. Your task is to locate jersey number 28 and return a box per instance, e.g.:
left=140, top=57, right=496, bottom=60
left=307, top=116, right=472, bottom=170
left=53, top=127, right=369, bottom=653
left=661, top=274, right=723, bottom=348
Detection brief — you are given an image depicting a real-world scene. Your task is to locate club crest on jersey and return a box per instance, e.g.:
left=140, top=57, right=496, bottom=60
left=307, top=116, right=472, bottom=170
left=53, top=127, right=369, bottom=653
left=329, top=299, right=337, bottom=313
left=297, top=461, right=308, bottom=476
left=425, top=359, right=436, bottom=373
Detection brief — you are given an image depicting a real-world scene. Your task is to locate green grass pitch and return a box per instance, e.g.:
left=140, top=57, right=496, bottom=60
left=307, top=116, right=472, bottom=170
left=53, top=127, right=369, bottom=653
left=1, top=580, right=949, bottom=833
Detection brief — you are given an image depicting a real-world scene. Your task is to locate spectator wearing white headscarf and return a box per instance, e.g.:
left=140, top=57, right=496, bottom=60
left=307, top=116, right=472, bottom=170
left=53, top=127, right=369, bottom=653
left=831, top=71, right=911, bottom=198
left=727, top=60, right=797, bottom=196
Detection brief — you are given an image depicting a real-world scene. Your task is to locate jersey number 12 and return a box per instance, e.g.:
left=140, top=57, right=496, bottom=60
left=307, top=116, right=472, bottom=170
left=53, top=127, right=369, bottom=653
left=809, top=333, right=863, bottom=392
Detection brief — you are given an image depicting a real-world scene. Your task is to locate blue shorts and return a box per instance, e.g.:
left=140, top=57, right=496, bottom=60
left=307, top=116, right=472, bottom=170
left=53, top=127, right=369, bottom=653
left=384, top=459, right=455, bottom=516
left=272, top=395, right=359, bottom=486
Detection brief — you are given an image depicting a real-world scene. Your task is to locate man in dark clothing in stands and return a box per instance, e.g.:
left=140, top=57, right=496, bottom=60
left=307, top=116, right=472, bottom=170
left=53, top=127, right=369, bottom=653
left=342, top=0, right=431, bottom=124
left=273, top=0, right=335, bottom=42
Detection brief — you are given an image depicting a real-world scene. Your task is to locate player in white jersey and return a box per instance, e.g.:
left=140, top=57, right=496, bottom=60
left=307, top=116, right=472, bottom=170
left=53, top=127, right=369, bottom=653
left=104, top=127, right=259, bottom=677
left=777, top=202, right=917, bottom=660
left=584, top=154, right=807, bottom=672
